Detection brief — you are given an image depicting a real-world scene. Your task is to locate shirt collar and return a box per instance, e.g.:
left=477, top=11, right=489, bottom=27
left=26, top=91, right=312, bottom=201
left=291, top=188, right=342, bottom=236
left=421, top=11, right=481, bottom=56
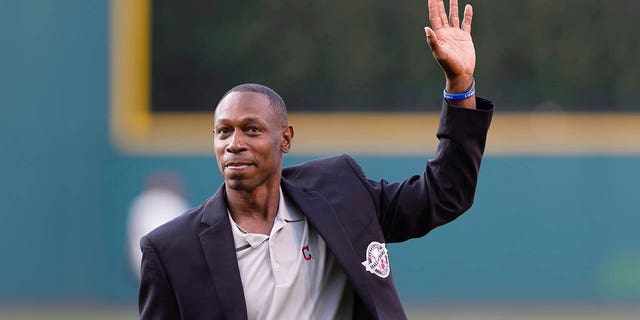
left=228, top=187, right=305, bottom=250
left=278, top=187, right=305, bottom=223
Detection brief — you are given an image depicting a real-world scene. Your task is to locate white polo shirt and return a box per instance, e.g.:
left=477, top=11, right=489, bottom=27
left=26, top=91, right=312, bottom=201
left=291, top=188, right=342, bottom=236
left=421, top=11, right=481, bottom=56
left=229, top=189, right=354, bottom=320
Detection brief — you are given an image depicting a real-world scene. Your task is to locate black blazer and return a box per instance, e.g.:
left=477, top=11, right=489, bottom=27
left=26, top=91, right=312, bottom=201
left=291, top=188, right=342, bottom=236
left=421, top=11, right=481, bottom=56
left=139, top=99, right=493, bottom=320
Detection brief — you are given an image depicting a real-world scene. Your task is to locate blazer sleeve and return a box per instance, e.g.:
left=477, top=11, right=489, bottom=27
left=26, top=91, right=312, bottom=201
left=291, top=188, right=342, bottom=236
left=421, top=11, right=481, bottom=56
left=363, top=98, right=493, bottom=243
left=139, top=236, right=181, bottom=320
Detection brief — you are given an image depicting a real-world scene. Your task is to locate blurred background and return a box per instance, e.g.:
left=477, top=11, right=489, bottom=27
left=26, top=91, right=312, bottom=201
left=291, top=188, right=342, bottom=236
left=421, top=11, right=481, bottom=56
left=1, top=0, right=639, bottom=319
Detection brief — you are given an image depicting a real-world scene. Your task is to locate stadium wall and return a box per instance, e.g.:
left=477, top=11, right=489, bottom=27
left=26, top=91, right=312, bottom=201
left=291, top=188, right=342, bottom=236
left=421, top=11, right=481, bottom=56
left=1, top=0, right=638, bottom=308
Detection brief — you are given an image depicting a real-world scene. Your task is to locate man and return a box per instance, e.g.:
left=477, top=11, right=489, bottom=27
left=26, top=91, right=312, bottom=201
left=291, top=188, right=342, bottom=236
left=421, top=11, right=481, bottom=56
left=139, top=0, right=493, bottom=319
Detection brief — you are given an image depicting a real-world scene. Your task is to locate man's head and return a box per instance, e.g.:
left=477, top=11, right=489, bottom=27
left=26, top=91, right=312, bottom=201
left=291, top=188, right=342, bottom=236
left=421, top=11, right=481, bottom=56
left=213, top=84, right=294, bottom=192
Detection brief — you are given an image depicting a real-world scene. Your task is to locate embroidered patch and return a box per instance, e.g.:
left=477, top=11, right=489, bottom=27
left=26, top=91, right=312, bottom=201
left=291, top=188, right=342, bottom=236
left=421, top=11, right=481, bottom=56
left=361, top=241, right=390, bottom=278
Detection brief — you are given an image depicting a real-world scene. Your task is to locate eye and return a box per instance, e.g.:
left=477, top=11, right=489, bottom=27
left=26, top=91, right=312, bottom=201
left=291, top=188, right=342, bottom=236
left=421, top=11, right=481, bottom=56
left=246, top=126, right=262, bottom=135
left=216, top=127, right=231, bottom=135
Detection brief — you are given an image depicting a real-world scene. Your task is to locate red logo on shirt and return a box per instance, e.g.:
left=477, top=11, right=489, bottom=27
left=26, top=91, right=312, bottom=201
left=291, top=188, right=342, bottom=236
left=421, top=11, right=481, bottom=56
left=302, top=245, right=312, bottom=261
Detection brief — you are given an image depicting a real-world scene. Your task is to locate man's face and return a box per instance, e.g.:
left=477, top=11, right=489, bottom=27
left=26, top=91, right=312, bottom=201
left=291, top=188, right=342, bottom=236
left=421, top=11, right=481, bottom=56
left=214, top=91, right=292, bottom=192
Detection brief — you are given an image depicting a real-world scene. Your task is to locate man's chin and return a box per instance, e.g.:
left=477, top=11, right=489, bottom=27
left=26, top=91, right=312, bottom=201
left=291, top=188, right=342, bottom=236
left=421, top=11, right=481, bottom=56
left=226, top=182, right=245, bottom=191
left=224, top=178, right=253, bottom=191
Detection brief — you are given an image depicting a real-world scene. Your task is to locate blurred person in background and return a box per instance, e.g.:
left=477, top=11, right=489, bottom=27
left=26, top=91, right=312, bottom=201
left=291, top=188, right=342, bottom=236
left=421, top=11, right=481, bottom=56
left=127, top=170, right=190, bottom=280
left=139, top=0, right=493, bottom=319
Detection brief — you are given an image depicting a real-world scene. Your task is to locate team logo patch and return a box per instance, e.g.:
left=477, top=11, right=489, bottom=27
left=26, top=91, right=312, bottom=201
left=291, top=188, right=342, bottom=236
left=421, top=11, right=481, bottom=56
left=361, top=241, right=390, bottom=278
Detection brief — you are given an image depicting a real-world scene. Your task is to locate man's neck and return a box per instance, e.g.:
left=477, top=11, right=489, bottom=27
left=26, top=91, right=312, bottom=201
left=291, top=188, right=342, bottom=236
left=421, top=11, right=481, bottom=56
left=225, top=183, right=280, bottom=235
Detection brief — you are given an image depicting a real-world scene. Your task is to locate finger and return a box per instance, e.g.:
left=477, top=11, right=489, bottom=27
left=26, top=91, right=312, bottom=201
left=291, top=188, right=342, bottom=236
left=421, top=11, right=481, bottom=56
left=427, top=0, right=444, bottom=30
left=437, top=0, right=449, bottom=28
left=461, top=4, right=473, bottom=33
left=424, top=27, right=439, bottom=50
left=449, top=0, right=460, bottom=28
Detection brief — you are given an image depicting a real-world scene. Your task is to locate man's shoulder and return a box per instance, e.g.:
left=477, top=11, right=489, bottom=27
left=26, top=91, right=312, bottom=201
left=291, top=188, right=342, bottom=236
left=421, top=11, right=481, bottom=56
left=283, top=153, right=363, bottom=177
left=282, top=153, right=368, bottom=192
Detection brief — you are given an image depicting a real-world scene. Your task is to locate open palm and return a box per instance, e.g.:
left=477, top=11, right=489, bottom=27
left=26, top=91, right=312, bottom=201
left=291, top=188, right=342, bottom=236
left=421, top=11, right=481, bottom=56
left=425, top=0, right=475, bottom=82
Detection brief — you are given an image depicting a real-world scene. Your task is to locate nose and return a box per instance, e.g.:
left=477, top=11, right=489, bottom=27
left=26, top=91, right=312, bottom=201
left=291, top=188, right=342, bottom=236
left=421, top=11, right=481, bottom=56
left=225, top=131, right=247, bottom=154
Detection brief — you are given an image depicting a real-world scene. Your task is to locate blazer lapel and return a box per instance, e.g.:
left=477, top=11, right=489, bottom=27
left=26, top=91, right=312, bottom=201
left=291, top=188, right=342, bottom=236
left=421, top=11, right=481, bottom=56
left=199, top=186, right=248, bottom=320
left=281, top=178, right=377, bottom=317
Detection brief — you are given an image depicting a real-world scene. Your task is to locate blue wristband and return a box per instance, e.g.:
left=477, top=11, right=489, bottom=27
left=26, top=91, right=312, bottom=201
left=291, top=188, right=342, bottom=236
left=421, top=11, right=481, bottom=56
left=443, top=79, right=475, bottom=101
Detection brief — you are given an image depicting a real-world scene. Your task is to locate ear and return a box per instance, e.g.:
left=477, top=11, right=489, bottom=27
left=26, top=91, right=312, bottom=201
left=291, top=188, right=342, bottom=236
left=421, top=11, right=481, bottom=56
left=280, top=125, right=294, bottom=153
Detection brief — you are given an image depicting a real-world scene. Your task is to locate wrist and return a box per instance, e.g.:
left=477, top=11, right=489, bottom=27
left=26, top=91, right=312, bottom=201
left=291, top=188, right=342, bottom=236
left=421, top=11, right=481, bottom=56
left=444, top=77, right=475, bottom=101
left=445, top=75, right=474, bottom=94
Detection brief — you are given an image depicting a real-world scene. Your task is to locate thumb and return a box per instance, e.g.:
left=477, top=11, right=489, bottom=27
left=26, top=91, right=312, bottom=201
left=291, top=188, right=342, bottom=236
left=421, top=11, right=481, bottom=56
left=424, top=27, right=438, bottom=50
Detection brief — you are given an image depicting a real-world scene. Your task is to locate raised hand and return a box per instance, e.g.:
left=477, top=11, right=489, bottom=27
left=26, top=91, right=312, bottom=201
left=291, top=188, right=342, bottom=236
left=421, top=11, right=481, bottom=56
left=425, top=0, right=475, bottom=96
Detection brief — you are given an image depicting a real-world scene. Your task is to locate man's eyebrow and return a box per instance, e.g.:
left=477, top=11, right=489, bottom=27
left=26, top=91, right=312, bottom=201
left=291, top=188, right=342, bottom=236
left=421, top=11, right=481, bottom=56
left=213, top=116, right=269, bottom=127
left=214, top=116, right=268, bottom=126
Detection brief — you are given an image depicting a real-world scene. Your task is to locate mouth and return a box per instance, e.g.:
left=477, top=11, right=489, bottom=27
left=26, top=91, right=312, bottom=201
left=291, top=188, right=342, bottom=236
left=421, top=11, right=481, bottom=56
left=224, top=162, right=254, bottom=170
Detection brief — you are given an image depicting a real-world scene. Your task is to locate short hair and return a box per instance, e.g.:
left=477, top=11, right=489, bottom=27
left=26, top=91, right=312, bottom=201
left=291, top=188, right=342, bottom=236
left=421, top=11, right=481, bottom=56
left=216, top=83, right=288, bottom=125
